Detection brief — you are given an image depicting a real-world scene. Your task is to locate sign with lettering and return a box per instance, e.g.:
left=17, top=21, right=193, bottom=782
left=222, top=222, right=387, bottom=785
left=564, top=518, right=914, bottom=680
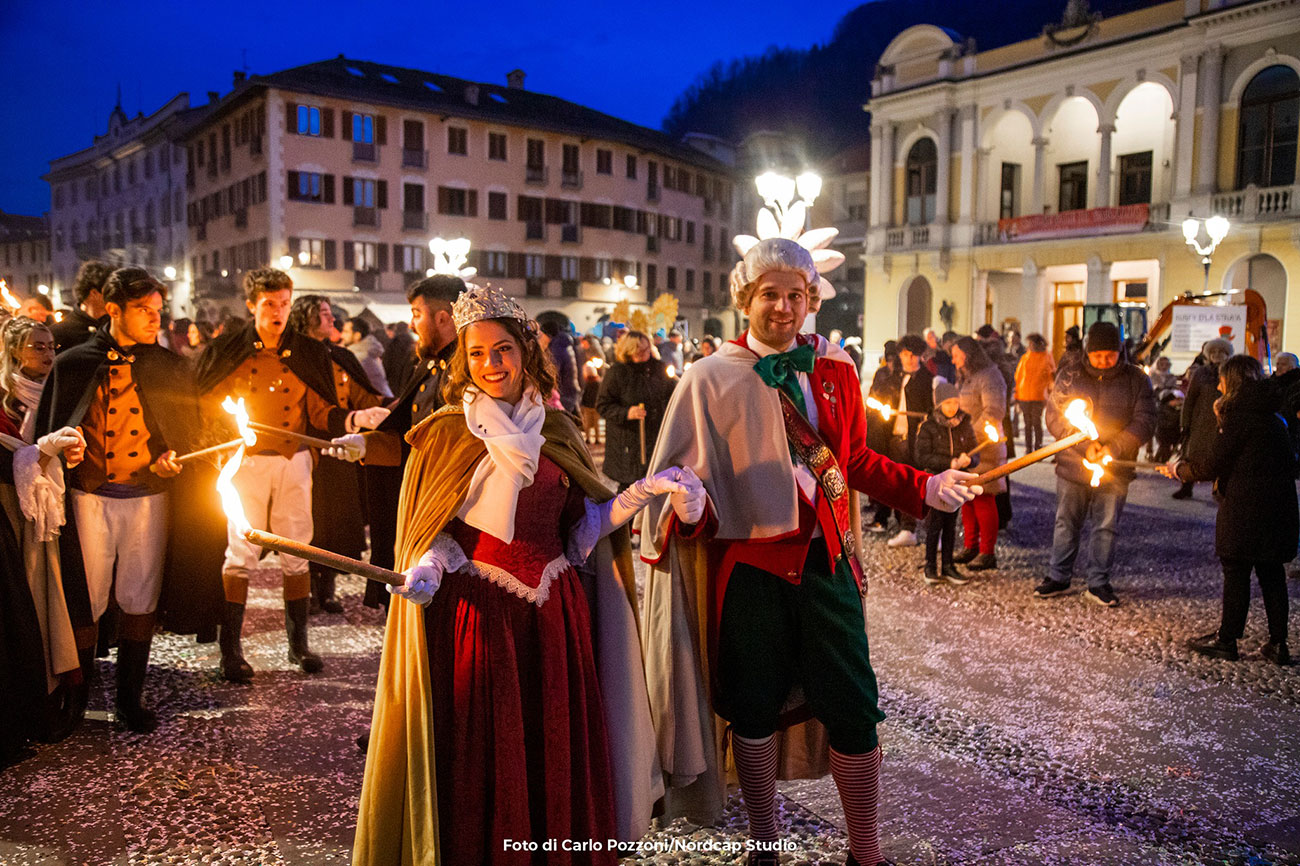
left=1169, top=304, right=1247, bottom=355
left=997, top=204, right=1149, bottom=242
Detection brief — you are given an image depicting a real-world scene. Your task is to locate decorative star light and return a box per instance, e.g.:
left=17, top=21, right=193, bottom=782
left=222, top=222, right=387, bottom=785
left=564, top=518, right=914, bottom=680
left=426, top=237, right=478, bottom=283
left=734, top=170, right=845, bottom=299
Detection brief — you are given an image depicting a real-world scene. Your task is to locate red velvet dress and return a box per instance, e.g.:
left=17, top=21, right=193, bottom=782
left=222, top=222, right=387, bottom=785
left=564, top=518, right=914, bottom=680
left=426, top=455, right=618, bottom=865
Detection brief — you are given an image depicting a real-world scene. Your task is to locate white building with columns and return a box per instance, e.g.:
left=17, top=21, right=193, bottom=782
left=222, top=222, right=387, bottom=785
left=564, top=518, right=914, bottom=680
left=863, top=0, right=1300, bottom=361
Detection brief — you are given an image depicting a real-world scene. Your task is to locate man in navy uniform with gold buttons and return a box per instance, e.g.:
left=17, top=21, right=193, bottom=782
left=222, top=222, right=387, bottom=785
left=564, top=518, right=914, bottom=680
left=196, top=268, right=384, bottom=681
left=36, top=267, right=214, bottom=732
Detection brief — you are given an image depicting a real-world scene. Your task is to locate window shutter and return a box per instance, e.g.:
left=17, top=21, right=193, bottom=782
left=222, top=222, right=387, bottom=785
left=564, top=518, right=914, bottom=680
left=286, top=102, right=298, bottom=134
left=343, top=177, right=355, bottom=206
left=378, top=243, right=389, bottom=272
left=376, top=115, right=387, bottom=146
left=322, top=108, right=334, bottom=138
left=507, top=252, right=525, bottom=278
left=343, top=242, right=355, bottom=271
left=580, top=257, right=596, bottom=281
left=467, top=189, right=478, bottom=218
left=545, top=254, right=562, bottom=279
left=324, top=240, right=337, bottom=270
left=287, top=170, right=300, bottom=199
left=342, top=111, right=353, bottom=142
left=324, top=174, right=335, bottom=204
left=437, top=186, right=449, bottom=215
left=377, top=180, right=388, bottom=209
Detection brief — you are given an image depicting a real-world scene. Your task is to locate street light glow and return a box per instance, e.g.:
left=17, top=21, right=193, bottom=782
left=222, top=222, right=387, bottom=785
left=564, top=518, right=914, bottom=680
left=278, top=255, right=294, bottom=270
left=795, top=172, right=822, bottom=205
left=163, top=265, right=177, bottom=280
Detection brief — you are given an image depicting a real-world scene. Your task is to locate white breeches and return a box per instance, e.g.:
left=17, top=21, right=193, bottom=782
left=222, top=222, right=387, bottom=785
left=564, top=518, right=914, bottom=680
left=222, top=450, right=314, bottom=578
left=71, top=490, right=169, bottom=619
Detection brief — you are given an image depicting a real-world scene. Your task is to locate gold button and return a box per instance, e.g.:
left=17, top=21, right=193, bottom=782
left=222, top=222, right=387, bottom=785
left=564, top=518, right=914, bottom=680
left=419, top=384, right=426, bottom=392
left=787, top=571, right=798, bottom=578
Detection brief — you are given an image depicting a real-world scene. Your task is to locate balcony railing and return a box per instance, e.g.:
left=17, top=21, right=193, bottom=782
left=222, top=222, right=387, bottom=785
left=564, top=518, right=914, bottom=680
left=885, top=225, right=930, bottom=250
left=403, top=211, right=428, bottom=231
left=561, top=170, right=583, bottom=189
left=1212, top=184, right=1297, bottom=222
left=647, top=183, right=660, bottom=202
left=525, top=165, right=548, bottom=185
left=402, top=149, right=428, bottom=169
left=561, top=224, right=579, bottom=243
left=353, top=141, right=377, bottom=162
left=646, top=235, right=660, bottom=253
left=354, top=206, right=378, bottom=227
left=234, top=209, right=248, bottom=229
left=525, top=221, right=545, bottom=241
left=250, top=135, right=263, bottom=156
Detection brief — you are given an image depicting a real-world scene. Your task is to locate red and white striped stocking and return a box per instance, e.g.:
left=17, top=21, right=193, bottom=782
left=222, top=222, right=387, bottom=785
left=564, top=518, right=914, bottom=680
left=830, top=746, right=883, bottom=865
left=732, top=733, right=779, bottom=843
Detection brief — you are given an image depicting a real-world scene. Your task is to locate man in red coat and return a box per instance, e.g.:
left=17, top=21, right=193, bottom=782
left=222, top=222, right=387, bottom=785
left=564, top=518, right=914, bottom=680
left=640, top=238, right=978, bottom=866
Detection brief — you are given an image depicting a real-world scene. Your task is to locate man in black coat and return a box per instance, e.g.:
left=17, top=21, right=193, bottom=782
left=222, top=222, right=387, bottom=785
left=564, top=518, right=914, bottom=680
left=1174, top=338, right=1232, bottom=499
left=50, top=260, right=112, bottom=353
left=35, top=267, right=224, bottom=732
left=1035, top=321, right=1155, bottom=607
left=885, top=334, right=934, bottom=547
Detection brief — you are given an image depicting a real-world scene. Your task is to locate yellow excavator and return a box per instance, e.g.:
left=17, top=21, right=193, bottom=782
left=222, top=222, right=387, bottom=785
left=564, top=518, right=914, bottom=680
left=1083, top=289, right=1271, bottom=368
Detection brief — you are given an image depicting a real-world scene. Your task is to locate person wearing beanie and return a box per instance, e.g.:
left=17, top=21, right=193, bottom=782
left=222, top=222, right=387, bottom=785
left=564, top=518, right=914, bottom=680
left=1174, top=337, right=1234, bottom=500
left=914, top=381, right=979, bottom=584
left=1035, top=320, right=1155, bottom=606
left=884, top=334, right=934, bottom=547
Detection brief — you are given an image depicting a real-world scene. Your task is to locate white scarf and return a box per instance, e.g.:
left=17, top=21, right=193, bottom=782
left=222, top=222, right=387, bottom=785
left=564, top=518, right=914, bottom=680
left=11, top=372, right=45, bottom=444
left=457, top=386, right=546, bottom=543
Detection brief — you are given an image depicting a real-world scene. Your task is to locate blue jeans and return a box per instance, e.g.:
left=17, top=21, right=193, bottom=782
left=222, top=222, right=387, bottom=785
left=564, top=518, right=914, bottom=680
left=1049, top=477, right=1127, bottom=589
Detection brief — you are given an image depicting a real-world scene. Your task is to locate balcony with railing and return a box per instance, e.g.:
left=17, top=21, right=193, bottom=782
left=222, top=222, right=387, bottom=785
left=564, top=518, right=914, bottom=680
left=1212, top=184, right=1297, bottom=222
left=525, top=165, right=548, bottom=185
left=561, top=170, right=583, bottom=189
left=646, top=235, right=660, bottom=253
left=234, top=209, right=248, bottom=229
left=525, top=221, right=545, bottom=241
left=561, top=224, right=579, bottom=243
left=971, top=202, right=1155, bottom=246
left=885, top=225, right=930, bottom=250
left=354, top=206, right=378, bottom=227
left=402, top=148, right=428, bottom=169
left=403, top=211, right=428, bottom=231
left=353, top=141, right=377, bottom=163
left=647, top=182, right=660, bottom=202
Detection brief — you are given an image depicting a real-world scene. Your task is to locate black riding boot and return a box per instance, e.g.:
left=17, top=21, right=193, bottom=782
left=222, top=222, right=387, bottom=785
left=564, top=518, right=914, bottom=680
left=115, top=637, right=158, bottom=733
left=285, top=597, right=323, bottom=674
left=312, top=569, right=344, bottom=615
left=219, top=601, right=254, bottom=683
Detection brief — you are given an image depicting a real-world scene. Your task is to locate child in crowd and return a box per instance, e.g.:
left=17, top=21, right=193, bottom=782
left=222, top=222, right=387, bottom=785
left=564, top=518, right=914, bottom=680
left=914, top=382, right=980, bottom=585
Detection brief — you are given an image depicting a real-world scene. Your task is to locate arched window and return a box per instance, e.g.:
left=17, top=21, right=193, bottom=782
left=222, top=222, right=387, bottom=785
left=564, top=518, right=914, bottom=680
left=905, top=138, right=938, bottom=225
left=1236, top=65, right=1299, bottom=189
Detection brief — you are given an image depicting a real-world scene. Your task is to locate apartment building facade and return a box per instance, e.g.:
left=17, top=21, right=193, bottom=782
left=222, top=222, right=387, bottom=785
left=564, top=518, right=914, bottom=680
left=863, top=0, right=1300, bottom=361
left=0, top=212, right=53, bottom=298
left=44, top=94, right=209, bottom=312
left=183, top=57, right=738, bottom=335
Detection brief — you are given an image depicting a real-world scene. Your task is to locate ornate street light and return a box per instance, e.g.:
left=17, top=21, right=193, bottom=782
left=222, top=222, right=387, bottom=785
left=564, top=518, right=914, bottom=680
left=1181, top=215, right=1230, bottom=294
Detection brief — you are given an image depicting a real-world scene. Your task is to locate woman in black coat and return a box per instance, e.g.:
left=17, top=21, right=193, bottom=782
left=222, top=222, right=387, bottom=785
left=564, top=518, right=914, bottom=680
left=595, top=329, right=676, bottom=488
left=1170, top=355, right=1297, bottom=665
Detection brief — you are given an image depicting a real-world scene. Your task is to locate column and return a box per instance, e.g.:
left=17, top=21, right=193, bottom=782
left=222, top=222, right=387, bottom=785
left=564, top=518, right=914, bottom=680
left=974, top=147, right=991, bottom=225
left=1196, top=46, right=1223, bottom=194
left=958, top=106, right=977, bottom=223
left=869, top=124, right=885, bottom=228
left=1096, top=123, right=1115, bottom=208
left=1085, top=254, right=1112, bottom=304
left=1173, top=53, right=1199, bottom=199
left=1031, top=137, right=1049, bottom=213
left=935, top=109, right=953, bottom=227
left=878, top=123, right=896, bottom=228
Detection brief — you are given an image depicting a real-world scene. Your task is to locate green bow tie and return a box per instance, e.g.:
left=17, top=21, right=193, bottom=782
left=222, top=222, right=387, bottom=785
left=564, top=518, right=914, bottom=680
left=754, top=343, right=815, bottom=419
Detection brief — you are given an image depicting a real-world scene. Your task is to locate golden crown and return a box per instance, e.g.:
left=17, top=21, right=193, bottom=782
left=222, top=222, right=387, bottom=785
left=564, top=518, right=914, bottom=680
left=451, top=283, right=530, bottom=332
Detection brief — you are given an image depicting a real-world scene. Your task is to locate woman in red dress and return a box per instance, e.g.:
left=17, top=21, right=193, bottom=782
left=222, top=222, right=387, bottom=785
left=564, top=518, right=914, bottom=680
left=353, top=285, right=703, bottom=866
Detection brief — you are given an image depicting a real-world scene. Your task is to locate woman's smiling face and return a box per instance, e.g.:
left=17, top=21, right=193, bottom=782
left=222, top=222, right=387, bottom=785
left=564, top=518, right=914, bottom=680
left=465, top=320, right=524, bottom=403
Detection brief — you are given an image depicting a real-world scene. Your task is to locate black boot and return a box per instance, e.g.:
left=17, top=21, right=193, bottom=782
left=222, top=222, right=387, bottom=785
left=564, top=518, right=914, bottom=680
left=219, top=601, right=254, bottom=683
left=71, top=645, right=96, bottom=719
left=115, top=638, right=158, bottom=733
left=952, top=546, right=978, bottom=564
left=285, top=597, right=324, bottom=674
left=313, top=570, right=344, bottom=615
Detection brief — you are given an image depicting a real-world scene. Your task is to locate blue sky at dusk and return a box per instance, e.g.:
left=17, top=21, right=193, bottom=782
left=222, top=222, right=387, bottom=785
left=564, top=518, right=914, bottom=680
left=1, top=0, right=863, bottom=216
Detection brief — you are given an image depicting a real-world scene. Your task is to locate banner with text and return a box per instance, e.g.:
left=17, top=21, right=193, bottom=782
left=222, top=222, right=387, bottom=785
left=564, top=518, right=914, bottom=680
left=997, top=203, right=1150, bottom=242
left=1169, top=304, right=1247, bottom=355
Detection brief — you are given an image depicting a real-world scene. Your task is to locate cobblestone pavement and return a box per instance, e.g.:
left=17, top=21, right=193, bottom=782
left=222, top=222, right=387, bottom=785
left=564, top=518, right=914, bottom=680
left=1, top=453, right=1298, bottom=865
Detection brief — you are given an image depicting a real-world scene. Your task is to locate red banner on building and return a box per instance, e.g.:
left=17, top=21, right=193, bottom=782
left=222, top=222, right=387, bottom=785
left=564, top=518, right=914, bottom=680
left=997, top=203, right=1150, bottom=242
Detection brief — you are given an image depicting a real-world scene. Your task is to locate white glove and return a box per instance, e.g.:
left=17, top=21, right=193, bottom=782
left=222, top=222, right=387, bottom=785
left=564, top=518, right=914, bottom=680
left=37, top=426, right=83, bottom=458
left=665, top=466, right=706, bottom=524
left=597, top=466, right=697, bottom=536
left=347, top=406, right=391, bottom=432
left=386, top=536, right=466, bottom=606
left=925, top=468, right=981, bottom=512
left=324, top=433, right=366, bottom=462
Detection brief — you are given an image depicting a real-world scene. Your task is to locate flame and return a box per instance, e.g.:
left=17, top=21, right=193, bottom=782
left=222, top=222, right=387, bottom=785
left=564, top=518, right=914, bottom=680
left=1081, top=454, right=1113, bottom=488
left=588, top=357, right=604, bottom=370
left=683, top=361, right=693, bottom=373
left=0, top=281, right=19, bottom=312
left=866, top=396, right=894, bottom=420
left=984, top=422, right=1000, bottom=443
left=1063, top=398, right=1099, bottom=440
left=666, top=366, right=677, bottom=379
left=216, top=445, right=252, bottom=534
left=222, top=396, right=257, bottom=446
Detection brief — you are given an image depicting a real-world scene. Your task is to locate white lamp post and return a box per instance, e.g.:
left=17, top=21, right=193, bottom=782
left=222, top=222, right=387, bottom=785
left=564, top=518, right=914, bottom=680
left=1181, top=215, right=1230, bottom=294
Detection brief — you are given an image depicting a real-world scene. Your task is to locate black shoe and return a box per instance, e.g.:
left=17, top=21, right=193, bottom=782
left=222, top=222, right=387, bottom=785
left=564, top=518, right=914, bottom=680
left=967, top=552, right=998, bottom=571
left=942, top=564, right=970, bottom=586
left=845, top=854, right=894, bottom=866
left=952, top=546, right=978, bottom=564
left=1187, top=632, right=1238, bottom=660
left=356, top=728, right=370, bottom=753
left=923, top=562, right=941, bottom=585
left=1033, top=578, right=1073, bottom=598
left=219, top=601, right=254, bottom=683
left=285, top=597, right=324, bottom=674
left=312, top=571, right=345, bottom=615
left=1171, top=483, right=1193, bottom=500
left=747, top=852, right=779, bottom=866
left=114, top=638, right=158, bottom=733
left=1084, top=584, right=1120, bottom=607
left=1261, top=641, right=1291, bottom=666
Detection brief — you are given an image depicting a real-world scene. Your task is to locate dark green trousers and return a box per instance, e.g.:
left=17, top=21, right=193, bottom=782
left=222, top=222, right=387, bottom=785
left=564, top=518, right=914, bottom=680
left=715, top=539, right=884, bottom=754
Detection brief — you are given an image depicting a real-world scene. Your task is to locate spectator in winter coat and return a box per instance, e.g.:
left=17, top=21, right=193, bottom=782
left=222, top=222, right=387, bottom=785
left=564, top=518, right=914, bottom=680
left=951, top=336, right=1006, bottom=571
left=1171, top=356, right=1295, bottom=666
left=539, top=320, right=582, bottom=414
left=1014, top=334, right=1055, bottom=452
left=884, top=334, right=935, bottom=548
left=342, top=318, right=393, bottom=398
left=595, top=329, right=675, bottom=489
left=1153, top=390, right=1184, bottom=463
left=1036, top=321, right=1156, bottom=607
left=1149, top=356, right=1178, bottom=393
left=1174, top=338, right=1232, bottom=499
left=914, top=382, right=979, bottom=585
left=864, top=341, right=901, bottom=531
left=381, top=321, right=417, bottom=396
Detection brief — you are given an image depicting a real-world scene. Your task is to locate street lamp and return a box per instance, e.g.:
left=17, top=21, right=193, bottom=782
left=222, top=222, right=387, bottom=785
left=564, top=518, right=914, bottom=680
left=278, top=255, right=294, bottom=270
left=1181, top=215, right=1230, bottom=294
left=163, top=265, right=177, bottom=280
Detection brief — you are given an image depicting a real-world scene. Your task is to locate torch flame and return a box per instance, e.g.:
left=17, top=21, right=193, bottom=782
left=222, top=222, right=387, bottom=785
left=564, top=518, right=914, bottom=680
left=0, top=281, right=19, bottom=312
left=866, top=396, right=894, bottom=421
left=1081, top=454, right=1113, bottom=488
left=589, top=357, right=604, bottom=370
left=1063, top=399, right=1099, bottom=440
left=216, top=445, right=252, bottom=534
left=984, top=422, right=1000, bottom=443
left=666, top=366, right=677, bottom=379
left=222, top=396, right=257, bottom=446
